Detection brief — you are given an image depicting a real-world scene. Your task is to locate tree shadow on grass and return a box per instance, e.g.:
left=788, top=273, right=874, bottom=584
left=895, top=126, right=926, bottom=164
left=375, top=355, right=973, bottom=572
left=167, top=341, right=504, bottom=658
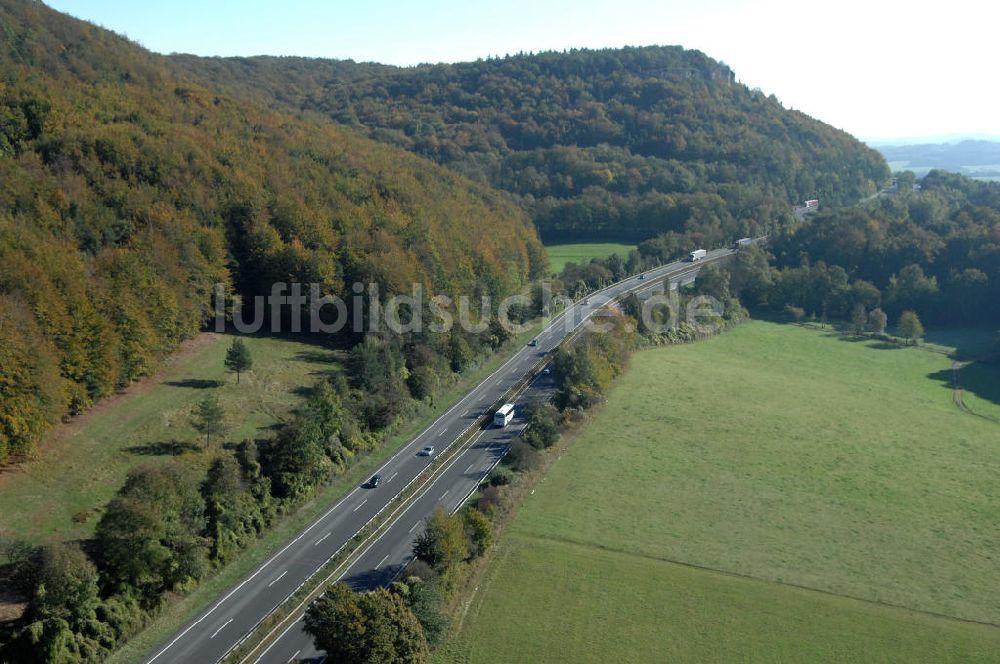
left=125, top=440, right=200, bottom=456
left=961, top=361, right=1000, bottom=408
left=289, top=384, right=316, bottom=399
left=924, top=328, right=998, bottom=362
left=828, top=333, right=869, bottom=343
left=164, top=379, right=224, bottom=389
left=827, top=332, right=908, bottom=351
left=293, top=350, right=338, bottom=365
left=257, top=421, right=284, bottom=432
left=293, top=350, right=342, bottom=381
left=867, top=340, right=909, bottom=351
left=928, top=360, right=1000, bottom=412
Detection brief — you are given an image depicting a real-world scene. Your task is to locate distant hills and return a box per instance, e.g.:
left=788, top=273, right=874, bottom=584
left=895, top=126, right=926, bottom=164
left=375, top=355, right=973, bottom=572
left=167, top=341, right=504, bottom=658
left=172, top=48, right=889, bottom=242
left=874, top=140, right=1000, bottom=179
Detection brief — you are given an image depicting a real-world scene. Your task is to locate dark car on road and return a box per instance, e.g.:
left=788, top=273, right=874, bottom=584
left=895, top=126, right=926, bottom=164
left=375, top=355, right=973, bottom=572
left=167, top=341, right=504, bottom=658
left=366, top=474, right=381, bottom=488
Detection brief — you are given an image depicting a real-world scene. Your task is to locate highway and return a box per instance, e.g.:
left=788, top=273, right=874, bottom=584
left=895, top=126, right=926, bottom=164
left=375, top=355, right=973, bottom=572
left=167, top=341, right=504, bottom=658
left=143, top=248, right=733, bottom=664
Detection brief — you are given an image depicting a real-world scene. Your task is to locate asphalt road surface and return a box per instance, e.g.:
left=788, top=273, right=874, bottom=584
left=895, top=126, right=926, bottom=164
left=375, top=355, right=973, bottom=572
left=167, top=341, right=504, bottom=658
left=144, top=248, right=733, bottom=664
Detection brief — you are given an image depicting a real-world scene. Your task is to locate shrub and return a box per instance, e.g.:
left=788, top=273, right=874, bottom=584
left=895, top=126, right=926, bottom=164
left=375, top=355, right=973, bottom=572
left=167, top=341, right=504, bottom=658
left=507, top=440, right=540, bottom=473
left=488, top=467, right=512, bottom=487
left=477, top=485, right=502, bottom=515
left=463, top=508, right=493, bottom=558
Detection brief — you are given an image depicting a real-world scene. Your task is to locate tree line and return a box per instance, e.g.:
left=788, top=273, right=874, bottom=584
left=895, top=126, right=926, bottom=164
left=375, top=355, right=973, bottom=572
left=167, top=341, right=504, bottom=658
left=0, top=293, right=548, bottom=661
left=760, top=172, right=1000, bottom=328
left=0, top=0, right=544, bottom=466
left=297, top=264, right=752, bottom=663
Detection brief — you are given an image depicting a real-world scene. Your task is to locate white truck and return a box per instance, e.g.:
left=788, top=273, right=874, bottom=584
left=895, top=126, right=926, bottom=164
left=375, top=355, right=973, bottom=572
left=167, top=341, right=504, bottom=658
left=493, top=403, right=515, bottom=427
left=688, top=249, right=707, bottom=262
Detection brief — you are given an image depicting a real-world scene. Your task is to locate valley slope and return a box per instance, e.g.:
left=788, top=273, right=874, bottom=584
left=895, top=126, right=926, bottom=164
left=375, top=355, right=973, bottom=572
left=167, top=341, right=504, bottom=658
left=173, top=47, right=890, bottom=242
left=0, top=0, right=544, bottom=463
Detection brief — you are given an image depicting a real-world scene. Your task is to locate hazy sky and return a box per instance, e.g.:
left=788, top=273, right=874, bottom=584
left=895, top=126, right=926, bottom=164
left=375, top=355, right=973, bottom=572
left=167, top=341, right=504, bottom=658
left=46, top=0, right=998, bottom=142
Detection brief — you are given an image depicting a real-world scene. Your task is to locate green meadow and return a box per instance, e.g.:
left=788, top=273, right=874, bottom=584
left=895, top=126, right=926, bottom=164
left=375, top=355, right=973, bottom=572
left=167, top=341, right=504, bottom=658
left=544, top=242, right=635, bottom=274
left=0, top=334, right=339, bottom=545
left=436, top=321, right=1000, bottom=663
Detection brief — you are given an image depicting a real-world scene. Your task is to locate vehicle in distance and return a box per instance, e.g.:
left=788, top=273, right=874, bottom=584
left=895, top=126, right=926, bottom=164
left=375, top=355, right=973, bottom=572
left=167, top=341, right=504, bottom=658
left=688, top=248, right=707, bottom=261
left=735, top=237, right=752, bottom=249
left=528, top=338, right=538, bottom=346
left=542, top=367, right=551, bottom=375
left=418, top=446, right=435, bottom=457
left=638, top=274, right=645, bottom=280
left=493, top=403, right=515, bottom=427
left=582, top=298, right=589, bottom=305
left=365, top=474, right=381, bottom=488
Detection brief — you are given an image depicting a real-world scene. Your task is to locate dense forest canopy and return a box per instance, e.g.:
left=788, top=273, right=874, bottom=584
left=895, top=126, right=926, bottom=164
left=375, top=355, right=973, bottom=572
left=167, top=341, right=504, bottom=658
left=753, top=171, right=1000, bottom=325
left=0, top=0, right=543, bottom=464
left=173, top=47, right=889, bottom=242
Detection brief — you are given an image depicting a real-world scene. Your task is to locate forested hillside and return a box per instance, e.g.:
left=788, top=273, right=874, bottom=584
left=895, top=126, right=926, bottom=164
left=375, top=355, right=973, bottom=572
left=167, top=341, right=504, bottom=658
left=0, top=0, right=544, bottom=464
left=173, top=47, right=889, bottom=242
left=740, top=172, right=1000, bottom=326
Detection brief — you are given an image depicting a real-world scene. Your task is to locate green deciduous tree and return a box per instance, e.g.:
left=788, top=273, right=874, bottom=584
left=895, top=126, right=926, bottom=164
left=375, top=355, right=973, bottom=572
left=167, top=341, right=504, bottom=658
left=95, top=463, right=208, bottom=603
left=897, top=310, right=925, bottom=344
left=25, top=544, right=101, bottom=628
left=303, top=583, right=428, bottom=664
left=413, top=506, right=467, bottom=572
left=224, top=338, right=253, bottom=383
left=463, top=508, right=493, bottom=558
left=522, top=401, right=560, bottom=449
left=260, top=419, right=334, bottom=500
left=886, top=265, right=939, bottom=317
left=202, top=455, right=267, bottom=563
left=785, top=305, right=805, bottom=323
left=390, top=577, right=449, bottom=645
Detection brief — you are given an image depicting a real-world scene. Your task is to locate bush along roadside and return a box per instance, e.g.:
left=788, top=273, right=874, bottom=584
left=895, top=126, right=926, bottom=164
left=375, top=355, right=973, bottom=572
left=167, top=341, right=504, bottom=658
left=301, top=263, right=751, bottom=663
left=0, top=311, right=543, bottom=664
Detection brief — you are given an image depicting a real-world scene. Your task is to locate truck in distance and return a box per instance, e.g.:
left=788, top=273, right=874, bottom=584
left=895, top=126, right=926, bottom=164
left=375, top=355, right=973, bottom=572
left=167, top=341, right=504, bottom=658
left=688, top=249, right=707, bottom=262
left=493, top=403, right=515, bottom=427
left=735, top=237, right=752, bottom=249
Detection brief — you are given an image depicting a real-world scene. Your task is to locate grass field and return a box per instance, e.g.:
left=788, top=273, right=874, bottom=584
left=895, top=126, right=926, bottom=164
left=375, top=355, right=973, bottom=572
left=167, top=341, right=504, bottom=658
left=0, top=333, right=340, bottom=545
left=105, top=319, right=544, bottom=664
left=436, top=321, right=1000, bottom=663
left=545, top=242, right=634, bottom=274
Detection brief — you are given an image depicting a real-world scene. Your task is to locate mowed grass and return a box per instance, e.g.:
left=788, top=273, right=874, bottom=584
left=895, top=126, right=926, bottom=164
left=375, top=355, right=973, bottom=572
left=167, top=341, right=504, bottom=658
left=0, top=333, right=339, bottom=545
left=545, top=242, right=634, bottom=274
left=436, top=321, right=1000, bottom=663
left=437, top=537, right=1000, bottom=664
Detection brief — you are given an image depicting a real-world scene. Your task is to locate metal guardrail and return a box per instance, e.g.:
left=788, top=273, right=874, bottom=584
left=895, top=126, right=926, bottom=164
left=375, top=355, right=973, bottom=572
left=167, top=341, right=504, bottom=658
left=215, top=249, right=737, bottom=663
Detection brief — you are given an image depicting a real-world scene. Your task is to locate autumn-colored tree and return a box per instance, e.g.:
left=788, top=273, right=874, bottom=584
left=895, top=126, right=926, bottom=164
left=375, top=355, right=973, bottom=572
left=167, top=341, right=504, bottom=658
left=0, top=0, right=541, bottom=466
left=867, top=308, right=888, bottom=336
